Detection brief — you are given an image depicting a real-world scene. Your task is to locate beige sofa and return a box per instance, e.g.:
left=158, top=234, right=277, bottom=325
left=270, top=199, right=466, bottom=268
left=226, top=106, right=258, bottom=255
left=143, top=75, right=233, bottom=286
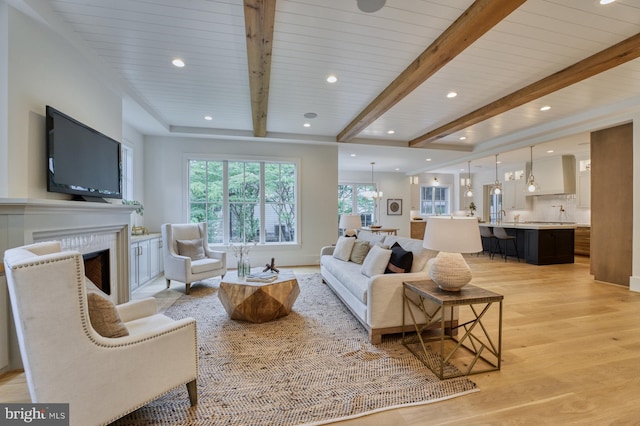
left=320, top=232, right=442, bottom=344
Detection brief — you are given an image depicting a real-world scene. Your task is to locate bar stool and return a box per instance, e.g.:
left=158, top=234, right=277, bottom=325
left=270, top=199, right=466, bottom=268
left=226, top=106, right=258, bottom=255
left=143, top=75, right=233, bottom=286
left=479, top=226, right=497, bottom=258
left=493, top=227, right=519, bottom=262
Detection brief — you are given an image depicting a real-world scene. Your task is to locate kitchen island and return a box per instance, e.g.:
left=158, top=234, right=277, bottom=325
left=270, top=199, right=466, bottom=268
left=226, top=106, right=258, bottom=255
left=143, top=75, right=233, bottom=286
left=480, top=222, right=576, bottom=265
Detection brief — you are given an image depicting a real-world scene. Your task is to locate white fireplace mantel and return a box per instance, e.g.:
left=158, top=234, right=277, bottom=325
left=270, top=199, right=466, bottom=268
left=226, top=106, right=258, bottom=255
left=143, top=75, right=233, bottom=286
left=0, top=198, right=137, bottom=303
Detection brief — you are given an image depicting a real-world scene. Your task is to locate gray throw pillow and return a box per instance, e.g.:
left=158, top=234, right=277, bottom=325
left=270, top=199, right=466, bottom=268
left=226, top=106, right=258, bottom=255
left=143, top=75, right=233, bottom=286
left=177, top=238, right=205, bottom=260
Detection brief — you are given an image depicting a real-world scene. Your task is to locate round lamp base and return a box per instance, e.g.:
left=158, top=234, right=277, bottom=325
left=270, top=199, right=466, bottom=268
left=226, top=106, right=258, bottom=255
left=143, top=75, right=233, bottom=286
left=427, top=252, right=472, bottom=291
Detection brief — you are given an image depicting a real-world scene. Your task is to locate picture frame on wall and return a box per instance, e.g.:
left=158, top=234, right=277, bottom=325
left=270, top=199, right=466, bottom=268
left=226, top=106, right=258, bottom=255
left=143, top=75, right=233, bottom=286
left=387, top=198, right=402, bottom=215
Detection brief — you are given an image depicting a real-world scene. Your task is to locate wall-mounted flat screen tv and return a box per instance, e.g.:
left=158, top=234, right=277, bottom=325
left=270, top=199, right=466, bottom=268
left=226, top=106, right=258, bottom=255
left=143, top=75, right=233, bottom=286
left=46, top=105, right=122, bottom=202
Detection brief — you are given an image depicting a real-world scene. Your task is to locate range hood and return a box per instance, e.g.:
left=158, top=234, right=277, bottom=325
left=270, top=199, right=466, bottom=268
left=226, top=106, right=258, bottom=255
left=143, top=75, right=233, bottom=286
left=527, top=155, right=576, bottom=196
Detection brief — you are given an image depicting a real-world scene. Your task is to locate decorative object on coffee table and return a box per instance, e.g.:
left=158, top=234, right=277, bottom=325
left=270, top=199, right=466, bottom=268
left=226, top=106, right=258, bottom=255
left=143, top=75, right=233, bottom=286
left=263, top=257, right=280, bottom=273
left=218, top=271, right=299, bottom=323
left=422, top=216, right=482, bottom=291
left=229, top=243, right=253, bottom=278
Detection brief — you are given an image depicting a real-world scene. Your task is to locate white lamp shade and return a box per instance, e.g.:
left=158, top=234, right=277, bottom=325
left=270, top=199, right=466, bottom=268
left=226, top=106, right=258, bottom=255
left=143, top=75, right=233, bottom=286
left=339, top=214, right=362, bottom=230
left=423, top=216, right=482, bottom=254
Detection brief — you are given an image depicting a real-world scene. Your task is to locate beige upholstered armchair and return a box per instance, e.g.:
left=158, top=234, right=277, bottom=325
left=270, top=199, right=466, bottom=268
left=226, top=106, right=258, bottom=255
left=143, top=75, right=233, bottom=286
left=3, top=241, right=198, bottom=426
left=161, top=222, right=226, bottom=294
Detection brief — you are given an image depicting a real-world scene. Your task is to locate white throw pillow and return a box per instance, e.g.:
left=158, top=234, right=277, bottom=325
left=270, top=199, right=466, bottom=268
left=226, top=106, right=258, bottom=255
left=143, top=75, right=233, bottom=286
left=333, top=236, right=356, bottom=261
left=361, top=244, right=392, bottom=277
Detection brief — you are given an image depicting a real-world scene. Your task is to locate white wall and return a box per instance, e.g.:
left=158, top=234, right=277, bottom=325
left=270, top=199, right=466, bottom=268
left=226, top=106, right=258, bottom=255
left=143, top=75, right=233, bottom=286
left=144, top=136, right=338, bottom=268
left=6, top=6, right=122, bottom=198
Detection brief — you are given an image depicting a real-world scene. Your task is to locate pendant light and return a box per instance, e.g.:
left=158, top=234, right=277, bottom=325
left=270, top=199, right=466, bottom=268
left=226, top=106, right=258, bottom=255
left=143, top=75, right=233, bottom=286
left=491, top=154, right=502, bottom=195
left=364, top=162, right=383, bottom=199
left=526, top=145, right=539, bottom=193
left=465, top=161, right=473, bottom=197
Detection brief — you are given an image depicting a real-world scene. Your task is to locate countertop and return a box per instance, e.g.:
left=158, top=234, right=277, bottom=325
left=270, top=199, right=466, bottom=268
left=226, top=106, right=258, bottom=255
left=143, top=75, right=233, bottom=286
left=479, top=222, right=578, bottom=230
left=131, top=232, right=161, bottom=242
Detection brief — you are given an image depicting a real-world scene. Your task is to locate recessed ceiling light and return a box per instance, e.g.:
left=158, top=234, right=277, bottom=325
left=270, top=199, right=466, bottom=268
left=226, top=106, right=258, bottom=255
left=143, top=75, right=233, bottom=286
left=204, top=115, right=213, bottom=121
left=459, top=136, right=466, bottom=140
left=395, top=168, right=400, bottom=171
left=497, top=161, right=502, bottom=164
left=547, top=150, right=554, bottom=153
left=447, top=91, right=457, bottom=98
left=540, top=105, right=551, bottom=111
left=303, top=123, right=311, bottom=128
left=304, top=112, right=318, bottom=119
left=172, top=58, right=185, bottom=68
left=387, top=130, right=395, bottom=134
left=350, top=153, right=356, bottom=157
left=600, top=0, right=615, bottom=4
left=326, top=75, right=338, bottom=83
left=425, top=158, right=432, bottom=162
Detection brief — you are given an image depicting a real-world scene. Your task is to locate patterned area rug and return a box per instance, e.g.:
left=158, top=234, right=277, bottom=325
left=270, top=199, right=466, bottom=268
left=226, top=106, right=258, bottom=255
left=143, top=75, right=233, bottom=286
left=113, top=273, right=478, bottom=426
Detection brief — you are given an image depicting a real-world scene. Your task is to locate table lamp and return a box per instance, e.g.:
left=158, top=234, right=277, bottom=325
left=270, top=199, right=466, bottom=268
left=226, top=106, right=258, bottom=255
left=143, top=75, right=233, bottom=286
left=338, top=214, right=362, bottom=237
left=422, top=216, right=482, bottom=291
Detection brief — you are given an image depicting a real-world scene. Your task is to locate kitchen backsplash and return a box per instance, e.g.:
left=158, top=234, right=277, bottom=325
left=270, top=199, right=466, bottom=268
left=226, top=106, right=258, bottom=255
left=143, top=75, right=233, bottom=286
left=505, top=194, right=591, bottom=225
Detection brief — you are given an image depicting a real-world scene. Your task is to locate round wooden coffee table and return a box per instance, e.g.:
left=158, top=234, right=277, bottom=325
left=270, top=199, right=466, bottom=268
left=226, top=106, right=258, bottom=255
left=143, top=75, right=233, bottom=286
left=218, top=271, right=299, bottom=323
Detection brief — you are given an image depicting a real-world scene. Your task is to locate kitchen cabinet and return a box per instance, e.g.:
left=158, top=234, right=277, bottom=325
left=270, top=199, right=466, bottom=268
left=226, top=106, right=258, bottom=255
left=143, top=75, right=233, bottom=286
left=410, top=221, right=426, bottom=239
left=524, top=229, right=575, bottom=265
left=130, top=234, right=164, bottom=293
left=502, top=180, right=530, bottom=210
left=578, top=171, right=590, bottom=208
left=575, top=226, right=590, bottom=256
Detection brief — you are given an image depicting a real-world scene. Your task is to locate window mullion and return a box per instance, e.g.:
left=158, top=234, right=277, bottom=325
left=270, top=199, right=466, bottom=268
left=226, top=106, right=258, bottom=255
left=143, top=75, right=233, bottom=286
left=260, top=162, right=265, bottom=244
left=222, top=161, right=229, bottom=243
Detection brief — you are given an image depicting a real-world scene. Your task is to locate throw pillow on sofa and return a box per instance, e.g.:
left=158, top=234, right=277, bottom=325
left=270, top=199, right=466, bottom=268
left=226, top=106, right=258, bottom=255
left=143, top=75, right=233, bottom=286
left=385, top=241, right=414, bottom=273
left=349, top=240, right=370, bottom=264
left=333, top=236, right=357, bottom=261
left=361, top=244, right=392, bottom=277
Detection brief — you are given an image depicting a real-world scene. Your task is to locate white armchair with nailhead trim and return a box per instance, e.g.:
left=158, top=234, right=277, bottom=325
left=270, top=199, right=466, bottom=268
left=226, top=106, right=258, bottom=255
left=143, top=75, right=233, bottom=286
left=3, top=241, right=198, bottom=426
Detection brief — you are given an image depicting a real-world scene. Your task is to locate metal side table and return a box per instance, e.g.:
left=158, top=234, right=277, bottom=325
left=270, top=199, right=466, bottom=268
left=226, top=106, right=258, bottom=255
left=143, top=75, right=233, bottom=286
left=402, top=279, right=503, bottom=379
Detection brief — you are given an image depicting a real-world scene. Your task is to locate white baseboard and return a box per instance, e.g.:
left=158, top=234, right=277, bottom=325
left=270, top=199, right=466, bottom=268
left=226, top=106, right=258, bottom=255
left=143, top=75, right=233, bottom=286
left=630, top=276, right=640, bottom=292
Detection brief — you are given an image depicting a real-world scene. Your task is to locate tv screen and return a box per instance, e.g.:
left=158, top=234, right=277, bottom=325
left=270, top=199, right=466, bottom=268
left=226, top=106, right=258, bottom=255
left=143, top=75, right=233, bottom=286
left=46, top=106, right=122, bottom=201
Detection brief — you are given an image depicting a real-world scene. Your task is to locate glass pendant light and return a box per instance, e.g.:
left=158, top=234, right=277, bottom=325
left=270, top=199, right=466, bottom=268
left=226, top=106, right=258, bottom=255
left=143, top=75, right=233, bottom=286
left=526, top=145, right=539, bottom=193
left=491, top=154, right=502, bottom=195
left=363, top=162, right=383, bottom=199
left=465, top=161, right=473, bottom=197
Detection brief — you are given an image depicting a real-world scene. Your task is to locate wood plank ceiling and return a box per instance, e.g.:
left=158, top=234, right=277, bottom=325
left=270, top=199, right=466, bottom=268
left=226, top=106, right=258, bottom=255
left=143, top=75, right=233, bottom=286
left=41, top=0, right=640, bottom=172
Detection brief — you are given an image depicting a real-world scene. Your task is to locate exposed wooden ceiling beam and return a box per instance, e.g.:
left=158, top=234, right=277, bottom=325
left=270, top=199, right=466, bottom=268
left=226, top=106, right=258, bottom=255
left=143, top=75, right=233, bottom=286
left=244, top=0, right=276, bottom=137
left=336, top=0, right=526, bottom=143
left=409, top=32, right=640, bottom=148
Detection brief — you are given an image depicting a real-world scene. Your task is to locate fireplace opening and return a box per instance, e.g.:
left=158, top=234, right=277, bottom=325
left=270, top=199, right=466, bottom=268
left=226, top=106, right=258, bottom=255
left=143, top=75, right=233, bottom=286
left=83, top=249, right=111, bottom=295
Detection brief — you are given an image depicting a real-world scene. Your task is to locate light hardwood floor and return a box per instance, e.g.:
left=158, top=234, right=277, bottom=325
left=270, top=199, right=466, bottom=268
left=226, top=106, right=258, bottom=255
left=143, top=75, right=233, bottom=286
left=3, top=256, right=640, bottom=424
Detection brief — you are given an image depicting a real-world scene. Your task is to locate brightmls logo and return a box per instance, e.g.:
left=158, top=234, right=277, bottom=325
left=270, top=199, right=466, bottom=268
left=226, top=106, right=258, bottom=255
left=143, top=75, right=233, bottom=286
left=1, top=404, right=68, bottom=425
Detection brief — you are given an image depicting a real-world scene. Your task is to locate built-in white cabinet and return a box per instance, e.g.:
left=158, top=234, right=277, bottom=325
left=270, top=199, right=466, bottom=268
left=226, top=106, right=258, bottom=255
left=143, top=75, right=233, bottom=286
left=502, top=180, right=531, bottom=210
left=578, top=170, right=590, bottom=208
left=149, top=237, right=164, bottom=278
left=130, top=234, right=163, bottom=293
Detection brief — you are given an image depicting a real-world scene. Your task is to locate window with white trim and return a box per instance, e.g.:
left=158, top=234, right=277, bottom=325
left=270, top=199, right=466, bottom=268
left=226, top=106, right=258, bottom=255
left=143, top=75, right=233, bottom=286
left=420, top=185, right=450, bottom=215
left=338, top=183, right=376, bottom=228
left=121, top=144, right=133, bottom=200
left=188, top=159, right=297, bottom=244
